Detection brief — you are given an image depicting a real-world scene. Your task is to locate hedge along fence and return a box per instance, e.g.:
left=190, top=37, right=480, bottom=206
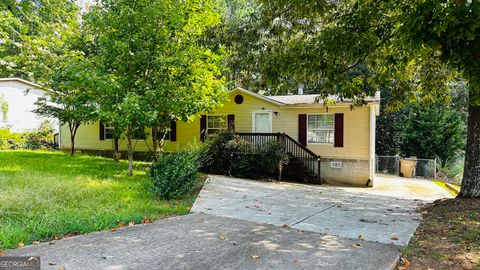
left=200, top=131, right=289, bottom=180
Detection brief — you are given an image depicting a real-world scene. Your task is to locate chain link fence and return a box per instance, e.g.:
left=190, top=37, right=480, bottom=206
left=376, top=155, right=437, bottom=179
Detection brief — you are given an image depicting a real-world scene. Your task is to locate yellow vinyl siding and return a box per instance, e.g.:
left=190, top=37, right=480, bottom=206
left=60, top=123, right=153, bottom=152
left=272, top=106, right=370, bottom=160
left=212, top=91, right=281, bottom=132
left=60, top=90, right=280, bottom=152
left=60, top=90, right=371, bottom=161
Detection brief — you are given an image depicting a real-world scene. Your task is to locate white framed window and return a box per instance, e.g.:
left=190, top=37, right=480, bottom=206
left=207, top=115, right=227, bottom=136
left=105, top=125, right=114, bottom=139
left=307, top=114, right=334, bottom=144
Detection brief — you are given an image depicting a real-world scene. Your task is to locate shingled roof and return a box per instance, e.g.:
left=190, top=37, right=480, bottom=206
left=266, top=92, right=381, bottom=105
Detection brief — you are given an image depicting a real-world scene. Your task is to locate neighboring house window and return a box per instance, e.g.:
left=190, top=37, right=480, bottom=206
left=105, top=125, right=115, bottom=139
left=307, top=114, right=334, bottom=144
left=207, top=115, right=227, bottom=136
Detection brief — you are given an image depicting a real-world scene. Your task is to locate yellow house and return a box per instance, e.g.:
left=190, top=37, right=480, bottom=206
left=59, top=88, right=380, bottom=186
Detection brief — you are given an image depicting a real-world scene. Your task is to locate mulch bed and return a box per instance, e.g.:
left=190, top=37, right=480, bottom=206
left=397, top=198, right=480, bottom=270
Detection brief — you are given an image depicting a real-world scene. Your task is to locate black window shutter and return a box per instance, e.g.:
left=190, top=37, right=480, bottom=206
left=169, top=121, right=177, bottom=142
left=334, top=113, right=344, bottom=147
left=99, top=122, right=105, bottom=140
left=200, top=115, right=207, bottom=142
left=298, top=114, right=307, bottom=146
left=227, top=114, right=235, bottom=131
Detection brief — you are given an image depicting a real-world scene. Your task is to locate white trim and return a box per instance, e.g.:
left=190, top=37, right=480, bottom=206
left=369, top=105, right=376, bottom=184
left=0, top=77, right=42, bottom=89
left=306, top=113, right=335, bottom=145
left=252, top=110, right=273, bottom=133
left=229, top=87, right=380, bottom=108
left=206, top=114, right=228, bottom=136
left=231, top=87, right=285, bottom=106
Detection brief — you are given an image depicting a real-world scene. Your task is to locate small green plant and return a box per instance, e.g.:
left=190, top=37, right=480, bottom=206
left=436, top=154, right=464, bottom=184
left=151, top=149, right=200, bottom=199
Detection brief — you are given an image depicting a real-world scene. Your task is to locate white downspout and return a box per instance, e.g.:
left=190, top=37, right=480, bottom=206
left=369, top=105, right=376, bottom=186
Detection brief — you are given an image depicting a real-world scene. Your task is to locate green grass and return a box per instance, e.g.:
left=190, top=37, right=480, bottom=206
left=0, top=150, right=201, bottom=250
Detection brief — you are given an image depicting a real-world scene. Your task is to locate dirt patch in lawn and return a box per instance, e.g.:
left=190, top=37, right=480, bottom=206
left=398, top=198, right=480, bottom=270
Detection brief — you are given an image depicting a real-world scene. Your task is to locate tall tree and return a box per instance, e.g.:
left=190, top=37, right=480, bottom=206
left=400, top=105, right=466, bottom=163
left=377, top=84, right=468, bottom=161
left=35, top=53, right=98, bottom=155
left=0, top=0, right=80, bottom=81
left=242, top=0, right=480, bottom=197
left=86, top=0, right=226, bottom=175
left=375, top=88, right=404, bottom=156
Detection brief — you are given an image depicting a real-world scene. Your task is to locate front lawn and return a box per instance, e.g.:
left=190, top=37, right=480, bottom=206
left=0, top=150, right=201, bottom=250
left=400, top=198, right=480, bottom=270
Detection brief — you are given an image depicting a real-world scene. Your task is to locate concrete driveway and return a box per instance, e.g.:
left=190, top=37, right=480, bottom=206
left=5, top=175, right=451, bottom=270
left=192, top=175, right=451, bottom=246
left=5, top=213, right=399, bottom=270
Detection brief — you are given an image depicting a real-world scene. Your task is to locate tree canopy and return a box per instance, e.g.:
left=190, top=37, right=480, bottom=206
left=86, top=0, right=226, bottom=174
left=222, top=0, right=480, bottom=197
left=0, top=0, right=80, bottom=81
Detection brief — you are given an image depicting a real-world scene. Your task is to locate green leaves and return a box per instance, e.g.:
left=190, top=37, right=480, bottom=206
left=0, top=0, right=80, bottom=81
left=89, top=0, right=226, bottom=129
left=0, top=93, right=8, bottom=121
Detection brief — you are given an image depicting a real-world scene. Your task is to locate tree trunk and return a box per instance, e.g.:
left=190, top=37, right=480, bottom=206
left=113, top=136, right=121, bottom=162
left=69, top=124, right=79, bottom=156
left=458, top=104, right=480, bottom=198
left=152, top=125, right=158, bottom=161
left=70, top=133, right=75, bottom=156
left=127, top=133, right=133, bottom=176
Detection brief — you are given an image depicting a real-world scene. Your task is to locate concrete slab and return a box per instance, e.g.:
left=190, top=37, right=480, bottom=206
left=5, top=213, right=400, bottom=270
left=355, top=174, right=454, bottom=200
left=192, top=175, right=450, bottom=246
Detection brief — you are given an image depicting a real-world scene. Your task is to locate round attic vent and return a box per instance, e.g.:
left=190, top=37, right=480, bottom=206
left=234, top=94, right=244, bottom=104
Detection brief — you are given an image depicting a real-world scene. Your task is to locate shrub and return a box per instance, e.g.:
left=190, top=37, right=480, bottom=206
left=199, top=130, right=237, bottom=175
left=0, top=129, right=25, bottom=150
left=23, top=120, right=57, bottom=149
left=151, top=149, right=200, bottom=199
left=437, top=154, right=464, bottom=184
left=201, top=131, right=289, bottom=179
left=0, top=121, right=56, bottom=150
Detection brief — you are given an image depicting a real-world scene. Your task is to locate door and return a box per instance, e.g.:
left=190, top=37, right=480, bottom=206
left=253, top=111, right=272, bottom=133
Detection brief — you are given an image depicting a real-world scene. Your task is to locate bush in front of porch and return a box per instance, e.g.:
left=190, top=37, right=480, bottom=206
left=200, top=131, right=288, bottom=180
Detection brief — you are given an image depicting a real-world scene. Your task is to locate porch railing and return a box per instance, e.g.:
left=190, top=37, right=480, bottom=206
left=236, top=132, right=322, bottom=183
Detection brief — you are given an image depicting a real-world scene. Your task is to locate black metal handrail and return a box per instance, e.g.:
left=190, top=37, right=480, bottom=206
left=236, top=132, right=322, bottom=183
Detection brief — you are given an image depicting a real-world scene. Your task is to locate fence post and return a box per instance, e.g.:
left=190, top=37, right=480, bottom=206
left=318, top=157, right=321, bottom=184
left=395, top=155, right=400, bottom=175
left=434, top=158, right=437, bottom=179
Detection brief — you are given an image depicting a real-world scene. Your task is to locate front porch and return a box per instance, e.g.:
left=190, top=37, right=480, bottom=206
left=234, top=132, right=372, bottom=186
